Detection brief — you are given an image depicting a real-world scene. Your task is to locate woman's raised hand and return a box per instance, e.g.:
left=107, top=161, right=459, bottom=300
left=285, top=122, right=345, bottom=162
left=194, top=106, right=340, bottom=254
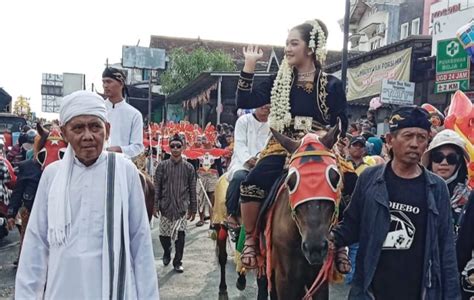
left=243, top=45, right=264, bottom=73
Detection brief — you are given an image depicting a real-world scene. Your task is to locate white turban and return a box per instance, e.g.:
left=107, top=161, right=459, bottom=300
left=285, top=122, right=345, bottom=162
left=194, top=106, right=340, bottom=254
left=49, top=90, right=108, bottom=247
left=59, top=90, right=107, bottom=125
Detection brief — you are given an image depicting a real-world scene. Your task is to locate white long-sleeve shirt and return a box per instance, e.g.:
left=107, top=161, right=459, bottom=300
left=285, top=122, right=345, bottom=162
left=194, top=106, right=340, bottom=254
left=15, top=153, right=159, bottom=299
left=106, top=99, right=144, bottom=158
left=227, top=113, right=270, bottom=180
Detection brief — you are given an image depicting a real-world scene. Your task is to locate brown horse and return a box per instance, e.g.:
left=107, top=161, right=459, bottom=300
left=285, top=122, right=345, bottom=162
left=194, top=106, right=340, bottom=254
left=263, top=125, right=342, bottom=300
left=212, top=174, right=268, bottom=300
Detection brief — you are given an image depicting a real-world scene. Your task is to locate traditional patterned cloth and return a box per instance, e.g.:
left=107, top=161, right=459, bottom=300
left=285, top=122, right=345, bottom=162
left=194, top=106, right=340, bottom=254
left=0, top=158, right=13, bottom=204
left=159, top=215, right=187, bottom=241
left=154, top=158, right=197, bottom=221
left=197, top=172, right=218, bottom=213
left=18, top=207, right=30, bottom=257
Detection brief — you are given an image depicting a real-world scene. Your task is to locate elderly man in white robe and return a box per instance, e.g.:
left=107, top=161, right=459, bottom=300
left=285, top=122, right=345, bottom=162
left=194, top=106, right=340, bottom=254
left=15, top=91, right=159, bottom=299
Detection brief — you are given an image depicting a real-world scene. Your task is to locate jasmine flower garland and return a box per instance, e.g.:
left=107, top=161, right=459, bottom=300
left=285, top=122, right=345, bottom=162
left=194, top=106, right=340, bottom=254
left=269, top=58, right=293, bottom=132
left=306, top=19, right=327, bottom=64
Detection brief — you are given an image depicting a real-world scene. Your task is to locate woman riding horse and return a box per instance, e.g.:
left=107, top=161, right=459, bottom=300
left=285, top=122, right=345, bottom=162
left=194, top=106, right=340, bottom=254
left=236, top=19, right=348, bottom=269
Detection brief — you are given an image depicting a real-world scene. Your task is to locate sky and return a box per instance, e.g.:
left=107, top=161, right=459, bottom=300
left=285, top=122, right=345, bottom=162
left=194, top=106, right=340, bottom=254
left=0, top=0, right=346, bottom=119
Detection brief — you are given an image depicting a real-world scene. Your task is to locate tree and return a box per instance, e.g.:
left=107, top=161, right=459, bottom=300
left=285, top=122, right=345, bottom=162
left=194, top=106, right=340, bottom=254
left=13, top=96, right=31, bottom=117
left=160, top=48, right=236, bottom=95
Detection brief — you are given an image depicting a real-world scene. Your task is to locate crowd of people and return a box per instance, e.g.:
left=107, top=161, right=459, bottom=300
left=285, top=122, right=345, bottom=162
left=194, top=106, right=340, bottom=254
left=0, top=17, right=472, bottom=300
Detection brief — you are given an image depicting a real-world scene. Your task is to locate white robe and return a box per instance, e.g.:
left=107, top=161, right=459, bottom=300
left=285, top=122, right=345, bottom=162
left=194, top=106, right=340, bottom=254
left=227, top=113, right=270, bottom=181
left=106, top=99, right=145, bottom=159
left=15, top=153, right=159, bottom=299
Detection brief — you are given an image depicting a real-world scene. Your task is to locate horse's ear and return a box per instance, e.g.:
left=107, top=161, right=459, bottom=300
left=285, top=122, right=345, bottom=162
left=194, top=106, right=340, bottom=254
left=270, top=128, right=299, bottom=154
left=36, top=122, right=48, bottom=138
left=320, top=118, right=342, bottom=150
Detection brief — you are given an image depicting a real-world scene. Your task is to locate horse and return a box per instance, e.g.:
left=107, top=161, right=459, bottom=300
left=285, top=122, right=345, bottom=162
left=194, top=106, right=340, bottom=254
left=212, top=173, right=268, bottom=300
left=260, top=124, right=343, bottom=300
left=35, top=123, right=67, bottom=169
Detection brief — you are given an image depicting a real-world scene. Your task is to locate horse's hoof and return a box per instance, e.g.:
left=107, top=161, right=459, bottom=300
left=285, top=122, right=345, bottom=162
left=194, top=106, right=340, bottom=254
left=236, top=276, right=246, bottom=291
left=218, top=290, right=228, bottom=300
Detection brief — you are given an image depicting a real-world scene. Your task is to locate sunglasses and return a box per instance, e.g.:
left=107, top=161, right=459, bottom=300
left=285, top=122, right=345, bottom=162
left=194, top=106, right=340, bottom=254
left=170, top=143, right=182, bottom=149
left=431, top=152, right=460, bottom=165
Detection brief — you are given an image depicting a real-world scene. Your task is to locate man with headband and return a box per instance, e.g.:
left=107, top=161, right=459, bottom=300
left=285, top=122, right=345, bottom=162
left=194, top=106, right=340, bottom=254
left=331, top=106, right=460, bottom=299
left=15, top=91, right=159, bottom=299
left=102, top=67, right=145, bottom=159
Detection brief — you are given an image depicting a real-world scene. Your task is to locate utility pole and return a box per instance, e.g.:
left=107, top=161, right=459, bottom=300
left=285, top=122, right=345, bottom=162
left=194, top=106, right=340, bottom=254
left=341, top=0, right=351, bottom=91
left=148, top=70, right=153, bottom=124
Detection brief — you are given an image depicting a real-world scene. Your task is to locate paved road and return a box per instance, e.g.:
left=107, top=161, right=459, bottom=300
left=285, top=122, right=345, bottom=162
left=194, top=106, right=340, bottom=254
left=0, top=219, right=350, bottom=299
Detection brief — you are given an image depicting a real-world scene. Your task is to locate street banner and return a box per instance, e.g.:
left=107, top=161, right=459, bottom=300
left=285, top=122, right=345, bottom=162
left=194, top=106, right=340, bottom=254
left=347, top=48, right=412, bottom=101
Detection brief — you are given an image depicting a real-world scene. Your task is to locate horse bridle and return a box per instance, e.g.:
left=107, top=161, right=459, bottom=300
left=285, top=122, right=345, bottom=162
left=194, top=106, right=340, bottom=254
left=286, top=148, right=341, bottom=228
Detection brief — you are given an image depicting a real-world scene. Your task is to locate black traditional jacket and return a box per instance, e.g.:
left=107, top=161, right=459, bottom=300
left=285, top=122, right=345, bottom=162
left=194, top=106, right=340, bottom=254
left=236, top=70, right=348, bottom=135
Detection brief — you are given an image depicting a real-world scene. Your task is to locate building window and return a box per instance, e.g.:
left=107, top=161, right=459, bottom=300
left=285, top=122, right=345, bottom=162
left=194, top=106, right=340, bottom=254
left=142, top=69, right=150, bottom=81
left=400, top=22, right=409, bottom=40
left=411, top=18, right=420, bottom=35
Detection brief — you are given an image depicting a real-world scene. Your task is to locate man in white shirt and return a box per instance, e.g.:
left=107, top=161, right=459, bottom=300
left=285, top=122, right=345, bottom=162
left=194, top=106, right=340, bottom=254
left=102, top=67, right=145, bottom=158
left=225, top=104, right=270, bottom=224
left=15, top=91, right=159, bottom=299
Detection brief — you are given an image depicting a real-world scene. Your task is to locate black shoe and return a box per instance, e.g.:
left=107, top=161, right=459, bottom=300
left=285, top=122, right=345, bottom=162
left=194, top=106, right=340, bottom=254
left=163, top=254, right=171, bottom=266
left=173, top=265, right=184, bottom=273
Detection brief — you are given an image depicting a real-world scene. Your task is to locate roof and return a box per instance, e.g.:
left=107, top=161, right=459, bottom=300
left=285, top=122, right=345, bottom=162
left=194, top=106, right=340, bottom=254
left=150, top=35, right=284, bottom=71
left=165, top=72, right=218, bottom=105
left=150, top=35, right=362, bottom=72
left=165, top=71, right=274, bottom=105
left=325, top=35, right=432, bottom=73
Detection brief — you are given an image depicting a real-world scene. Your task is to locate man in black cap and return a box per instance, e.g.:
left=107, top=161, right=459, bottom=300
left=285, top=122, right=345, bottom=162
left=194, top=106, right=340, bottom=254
left=154, top=134, right=196, bottom=273
left=347, top=135, right=372, bottom=176
left=102, top=67, right=144, bottom=159
left=331, top=106, right=460, bottom=299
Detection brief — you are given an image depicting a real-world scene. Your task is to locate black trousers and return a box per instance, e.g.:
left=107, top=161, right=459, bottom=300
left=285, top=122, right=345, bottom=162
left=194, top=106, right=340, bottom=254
left=225, top=169, right=249, bottom=216
left=240, top=155, right=286, bottom=203
left=159, top=231, right=185, bottom=267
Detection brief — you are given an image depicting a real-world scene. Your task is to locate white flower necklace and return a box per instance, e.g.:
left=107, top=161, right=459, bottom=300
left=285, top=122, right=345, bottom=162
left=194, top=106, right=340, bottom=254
left=269, top=58, right=293, bottom=132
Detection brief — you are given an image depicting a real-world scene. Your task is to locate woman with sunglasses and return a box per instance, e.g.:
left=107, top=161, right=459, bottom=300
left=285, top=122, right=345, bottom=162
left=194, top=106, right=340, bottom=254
left=421, top=129, right=471, bottom=233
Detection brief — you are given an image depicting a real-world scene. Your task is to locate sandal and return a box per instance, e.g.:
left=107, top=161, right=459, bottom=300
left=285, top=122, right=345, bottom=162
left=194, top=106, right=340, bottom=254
left=241, top=234, right=259, bottom=269
left=335, top=246, right=352, bottom=274
left=196, top=220, right=205, bottom=227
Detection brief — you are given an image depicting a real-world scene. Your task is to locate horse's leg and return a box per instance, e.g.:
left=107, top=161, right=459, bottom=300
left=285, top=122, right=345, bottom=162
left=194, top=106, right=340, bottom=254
left=256, top=275, right=268, bottom=300
left=236, top=272, right=246, bottom=291
left=215, top=225, right=228, bottom=295
left=312, top=282, right=329, bottom=300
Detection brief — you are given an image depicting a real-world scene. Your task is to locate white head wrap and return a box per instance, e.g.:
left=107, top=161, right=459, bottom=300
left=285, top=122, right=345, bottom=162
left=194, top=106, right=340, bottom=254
left=60, top=90, right=107, bottom=125
left=48, top=90, right=108, bottom=247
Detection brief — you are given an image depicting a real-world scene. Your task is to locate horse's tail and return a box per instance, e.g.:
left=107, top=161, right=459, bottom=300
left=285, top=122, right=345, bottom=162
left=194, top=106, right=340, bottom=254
left=139, top=172, right=155, bottom=222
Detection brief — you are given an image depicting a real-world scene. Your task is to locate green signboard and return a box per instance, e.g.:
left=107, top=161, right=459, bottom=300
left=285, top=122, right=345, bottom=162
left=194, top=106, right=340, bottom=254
left=435, top=38, right=470, bottom=94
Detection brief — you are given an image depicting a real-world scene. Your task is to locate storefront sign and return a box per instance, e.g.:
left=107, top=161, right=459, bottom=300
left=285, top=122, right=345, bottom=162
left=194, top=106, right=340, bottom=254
left=380, top=79, right=415, bottom=105
left=435, top=38, right=470, bottom=93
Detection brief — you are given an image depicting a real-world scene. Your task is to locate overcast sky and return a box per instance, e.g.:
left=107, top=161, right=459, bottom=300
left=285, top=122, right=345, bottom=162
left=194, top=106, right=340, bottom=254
left=0, top=0, right=346, bottom=118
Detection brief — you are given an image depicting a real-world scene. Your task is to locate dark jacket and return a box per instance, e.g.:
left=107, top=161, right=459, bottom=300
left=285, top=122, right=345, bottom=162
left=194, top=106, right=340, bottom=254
left=7, top=160, right=42, bottom=218
left=457, top=192, right=474, bottom=299
left=333, top=163, right=460, bottom=300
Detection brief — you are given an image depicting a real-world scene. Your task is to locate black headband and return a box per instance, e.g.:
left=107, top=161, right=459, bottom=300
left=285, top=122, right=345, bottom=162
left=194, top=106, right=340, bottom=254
left=102, top=67, right=128, bottom=96
left=389, top=106, right=431, bottom=132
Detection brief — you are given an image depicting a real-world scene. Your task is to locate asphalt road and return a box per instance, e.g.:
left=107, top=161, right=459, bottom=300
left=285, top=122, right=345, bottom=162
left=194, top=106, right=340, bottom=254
left=0, top=219, right=350, bottom=299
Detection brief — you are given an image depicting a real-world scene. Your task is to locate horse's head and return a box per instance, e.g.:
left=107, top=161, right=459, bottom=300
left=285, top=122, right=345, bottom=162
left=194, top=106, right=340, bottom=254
left=272, top=123, right=342, bottom=265
left=34, top=123, right=68, bottom=169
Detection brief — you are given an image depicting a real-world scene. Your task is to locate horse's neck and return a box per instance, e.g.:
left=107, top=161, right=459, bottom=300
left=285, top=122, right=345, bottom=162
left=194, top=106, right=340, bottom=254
left=273, top=189, right=300, bottom=242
